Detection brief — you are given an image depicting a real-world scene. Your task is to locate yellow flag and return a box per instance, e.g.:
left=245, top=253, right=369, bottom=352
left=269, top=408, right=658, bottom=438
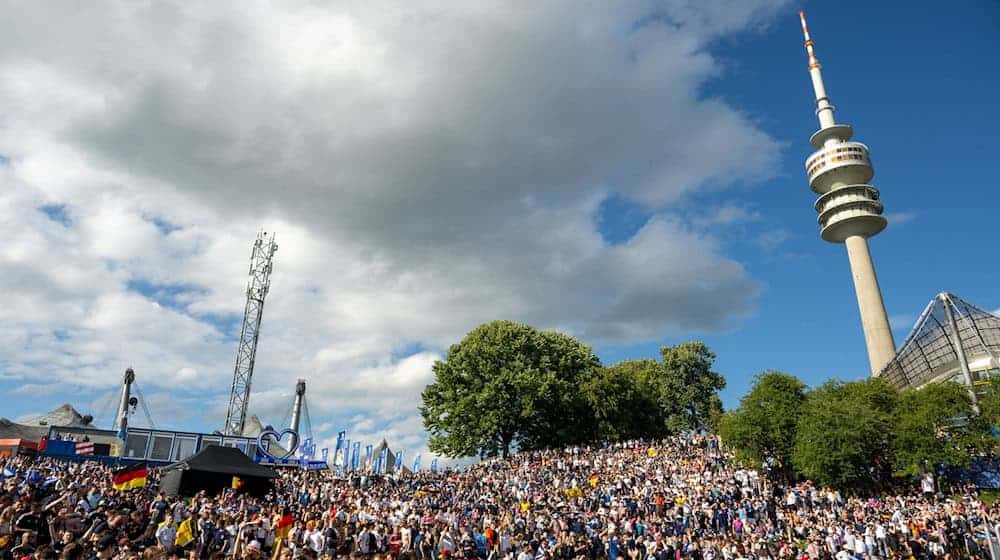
left=175, top=517, right=194, bottom=547
left=647, top=448, right=658, bottom=457
left=232, top=476, right=244, bottom=489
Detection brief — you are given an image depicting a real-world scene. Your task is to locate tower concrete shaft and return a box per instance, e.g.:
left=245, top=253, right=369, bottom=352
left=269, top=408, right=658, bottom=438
left=800, top=12, right=896, bottom=375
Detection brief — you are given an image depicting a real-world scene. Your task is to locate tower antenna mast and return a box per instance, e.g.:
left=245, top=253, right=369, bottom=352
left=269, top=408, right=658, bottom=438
left=224, top=231, right=278, bottom=435
left=799, top=12, right=896, bottom=375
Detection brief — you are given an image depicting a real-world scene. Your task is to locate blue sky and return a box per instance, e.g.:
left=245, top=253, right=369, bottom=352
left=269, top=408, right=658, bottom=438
left=600, top=1, right=1000, bottom=405
left=1, top=2, right=998, bottom=459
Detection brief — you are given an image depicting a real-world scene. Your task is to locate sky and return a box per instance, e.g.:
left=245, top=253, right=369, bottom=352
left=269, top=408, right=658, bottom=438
left=1, top=1, right=998, bottom=464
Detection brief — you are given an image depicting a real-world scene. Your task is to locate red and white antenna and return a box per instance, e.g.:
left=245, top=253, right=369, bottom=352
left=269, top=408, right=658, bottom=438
left=798, top=11, right=836, bottom=129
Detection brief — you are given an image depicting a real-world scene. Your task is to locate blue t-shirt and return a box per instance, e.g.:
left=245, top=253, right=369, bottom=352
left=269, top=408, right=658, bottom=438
left=608, top=537, right=621, bottom=560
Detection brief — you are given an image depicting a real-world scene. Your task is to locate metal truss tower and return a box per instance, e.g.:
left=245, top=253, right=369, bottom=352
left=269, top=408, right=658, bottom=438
left=224, top=232, right=278, bottom=435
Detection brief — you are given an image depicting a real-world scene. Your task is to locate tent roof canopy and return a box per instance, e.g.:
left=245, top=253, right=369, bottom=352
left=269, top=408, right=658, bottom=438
left=880, top=292, right=1000, bottom=389
left=162, top=445, right=277, bottom=478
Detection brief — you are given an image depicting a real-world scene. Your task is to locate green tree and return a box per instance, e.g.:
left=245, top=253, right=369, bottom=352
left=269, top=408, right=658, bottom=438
left=977, top=377, right=1000, bottom=438
left=718, top=371, right=806, bottom=478
left=893, top=382, right=989, bottom=477
left=792, top=378, right=898, bottom=489
left=420, top=320, right=600, bottom=458
left=657, top=342, right=727, bottom=433
left=582, top=359, right=666, bottom=442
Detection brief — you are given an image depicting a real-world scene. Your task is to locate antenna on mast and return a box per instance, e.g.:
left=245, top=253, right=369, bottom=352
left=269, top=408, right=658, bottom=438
left=798, top=11, right=820, bottom=70
left=798, top=11, right=836, bottom=130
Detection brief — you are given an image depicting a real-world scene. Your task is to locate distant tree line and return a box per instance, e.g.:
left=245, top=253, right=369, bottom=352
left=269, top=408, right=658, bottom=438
left=419, top=320, right=724, bottom=459
left=718, top=371, right=998, bottom=490
left=420, top=319, right=997, bottom=491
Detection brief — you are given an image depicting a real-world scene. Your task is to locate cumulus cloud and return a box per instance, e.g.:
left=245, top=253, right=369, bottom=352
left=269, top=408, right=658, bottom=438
left=0, top=0, right=786, bottom=462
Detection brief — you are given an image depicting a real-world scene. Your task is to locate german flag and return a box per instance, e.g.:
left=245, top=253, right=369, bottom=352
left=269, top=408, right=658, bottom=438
left=112, top=464, right=147, bottom=490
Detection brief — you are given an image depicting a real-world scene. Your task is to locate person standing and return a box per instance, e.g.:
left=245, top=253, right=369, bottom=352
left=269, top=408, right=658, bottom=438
left=156, top=514, right=178, bottom=554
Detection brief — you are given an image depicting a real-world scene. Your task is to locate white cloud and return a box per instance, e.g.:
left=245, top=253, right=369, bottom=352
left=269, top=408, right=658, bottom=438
left=0, top=0, right=787, bottom=461
left=691, top=204, right=763, bottom=229
left=754, top=229, right=791, bottom=252
left=889, top=314, right=915, bottom=331
left=885, top=211, right=916, bottom=227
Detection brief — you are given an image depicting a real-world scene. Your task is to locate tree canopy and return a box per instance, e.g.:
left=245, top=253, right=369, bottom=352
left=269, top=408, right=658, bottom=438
left=421, top=322, right=729, bottom=459
left=657, top=342, right=726, bottom=433
left=792, top=378, right=898, bottom=489
left=721, top=369, right=990, bottom=489
left=718, top=371, right=806, bottom=479
left=892, top=382, right=988, bottom=477
left=419, top=320, right=600, bottom=458
left=582, top=359, right=665, bottom=443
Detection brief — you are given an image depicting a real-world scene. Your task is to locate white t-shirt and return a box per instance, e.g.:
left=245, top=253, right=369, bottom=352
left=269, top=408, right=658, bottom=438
left=308, top=530, right=325, bottom=553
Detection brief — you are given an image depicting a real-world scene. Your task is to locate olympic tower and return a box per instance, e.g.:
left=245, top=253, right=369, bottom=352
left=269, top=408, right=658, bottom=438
left=799, top=12, right=895, bottom=375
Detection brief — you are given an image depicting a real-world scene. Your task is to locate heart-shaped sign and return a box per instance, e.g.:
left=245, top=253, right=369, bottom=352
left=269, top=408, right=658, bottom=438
left=256, top=428, right=300, bottom=461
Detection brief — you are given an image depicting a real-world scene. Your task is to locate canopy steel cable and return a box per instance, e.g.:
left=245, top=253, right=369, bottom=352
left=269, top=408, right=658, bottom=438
left=301, top=398, right=313, bottom=442
left=280, top=402, right=292, bottom=432
left=132, top=383, right=157, bottom=428
left=94, top=389, right=118, bottom=430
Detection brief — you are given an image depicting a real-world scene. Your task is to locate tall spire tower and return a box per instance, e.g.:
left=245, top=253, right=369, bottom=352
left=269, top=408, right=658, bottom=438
left=799, top=12, right=896, bottom=375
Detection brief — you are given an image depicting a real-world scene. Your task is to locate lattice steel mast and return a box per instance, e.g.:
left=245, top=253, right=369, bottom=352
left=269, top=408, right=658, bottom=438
left=224, top=232, right=278, bottom=435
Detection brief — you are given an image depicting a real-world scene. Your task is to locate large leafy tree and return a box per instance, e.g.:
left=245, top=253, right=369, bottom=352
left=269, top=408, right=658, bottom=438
left=718, top=371, right=806, bottom=478
left=420, top=320, right=601, bottom=458
left=893, top=382, right=989, bottom=477
left=582, top=359, right=666, bottom=442
left=792, top=378, right=898, bottom=489
left=657, top=342, right=726, bottom=433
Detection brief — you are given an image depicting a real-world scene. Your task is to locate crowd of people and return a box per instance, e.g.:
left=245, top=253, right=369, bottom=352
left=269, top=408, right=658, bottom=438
left=1, top=434, right=997, bottom=560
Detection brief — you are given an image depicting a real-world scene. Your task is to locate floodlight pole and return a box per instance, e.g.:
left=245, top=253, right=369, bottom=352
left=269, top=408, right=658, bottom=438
left=290, top=379, right=306, bottom=434
left=116, top=367, right=135, bottom=437
left=942, top=293, right=981, bottom=415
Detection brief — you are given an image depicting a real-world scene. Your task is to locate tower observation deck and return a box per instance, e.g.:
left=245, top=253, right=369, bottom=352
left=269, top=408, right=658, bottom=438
left=799, top=13, right=896, bottom=375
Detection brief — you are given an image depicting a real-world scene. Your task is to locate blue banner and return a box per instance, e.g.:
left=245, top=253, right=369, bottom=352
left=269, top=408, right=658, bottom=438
left=334, top=431, right=346, bottom=467
left=394, top=450, right=403, bottom=473
left=413, top=454, right=421, bottom=472
left=254, top=457, right=328, bottom=470
left=431, top=458, right=438, bottom=473
left=301, top=438, right=313, bottom=458
left=342, top=439, right=351, bottom=470
left=321, top=448, right=329, bottom=462
left=365, top=444, right=374, bottom=471
left=379, top=446, right=389, bottom=474
left=351, top=442, right=361, bottom=471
